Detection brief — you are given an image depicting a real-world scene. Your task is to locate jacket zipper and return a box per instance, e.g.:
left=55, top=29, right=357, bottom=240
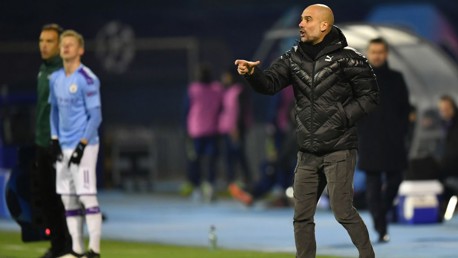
left=310, top=60, right=316, bottom=149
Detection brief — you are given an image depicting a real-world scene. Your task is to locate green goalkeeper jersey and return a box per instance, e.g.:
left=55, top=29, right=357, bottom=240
left=35, top=55, right=62, bottom=148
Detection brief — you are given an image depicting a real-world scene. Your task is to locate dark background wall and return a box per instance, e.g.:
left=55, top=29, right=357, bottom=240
left=1, top=0, right=457, bottom=125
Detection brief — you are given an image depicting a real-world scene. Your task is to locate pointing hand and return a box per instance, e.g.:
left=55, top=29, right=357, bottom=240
left=234, top=60, right=261, bottom=75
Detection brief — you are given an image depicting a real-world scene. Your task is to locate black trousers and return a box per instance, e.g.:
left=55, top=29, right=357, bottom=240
left=365, top=170, right=403, bottom=237
left=293, top=150, right=374, bottom=258
left=32, top=145, right=72, bottom=255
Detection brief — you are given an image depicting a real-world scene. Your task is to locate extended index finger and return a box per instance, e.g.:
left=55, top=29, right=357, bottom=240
left=234, top=59, right=247, bottom=66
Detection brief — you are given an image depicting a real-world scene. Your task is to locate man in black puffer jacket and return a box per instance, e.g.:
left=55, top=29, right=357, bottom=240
left=235, top=4, right=378, bottom=258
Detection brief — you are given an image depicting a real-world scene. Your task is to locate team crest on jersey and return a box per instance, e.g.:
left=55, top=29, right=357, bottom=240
left=69, top=84, right=78, bottom=93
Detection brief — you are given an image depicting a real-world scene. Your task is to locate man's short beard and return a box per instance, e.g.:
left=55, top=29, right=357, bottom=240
left=300, top=36, right=312, bottom=44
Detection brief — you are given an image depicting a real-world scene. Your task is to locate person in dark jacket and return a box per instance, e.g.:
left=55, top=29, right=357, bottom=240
left=34, top=23, right=72, bottom=258
left=438, top=95, right=458, bottom=193
left=235, top=4, right=378, bottom=258
left=357, top=37, right=410, bottom=243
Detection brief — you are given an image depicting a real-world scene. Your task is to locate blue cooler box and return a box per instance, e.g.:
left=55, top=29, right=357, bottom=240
left=397, top=180, right=443, bottom=224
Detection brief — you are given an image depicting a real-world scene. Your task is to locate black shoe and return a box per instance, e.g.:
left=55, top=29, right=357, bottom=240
left=40, top=248, right=68, bottom=258
left=58, top=251, right=85, bottom=258
left=378, top=234, right=390, bottom=243
left=86, top=250, right=101, bottom=258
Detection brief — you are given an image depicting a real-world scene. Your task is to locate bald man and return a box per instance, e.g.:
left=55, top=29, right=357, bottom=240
left=235, top=4, right=378, bottom=258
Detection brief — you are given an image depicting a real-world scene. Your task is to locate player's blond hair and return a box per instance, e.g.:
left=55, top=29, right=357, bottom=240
left=60, top=30, right=85, bottom=48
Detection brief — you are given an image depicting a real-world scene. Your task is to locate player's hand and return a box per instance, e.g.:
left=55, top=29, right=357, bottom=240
left=68, top=141, right=87, bottom=168
left=50, top=139, right=63, bottom=163
left=234, top=60, right=261, bottom=75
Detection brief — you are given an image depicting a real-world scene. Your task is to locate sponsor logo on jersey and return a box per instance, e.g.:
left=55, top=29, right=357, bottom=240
left=69, top=84, right=78, bottom=93
left=57, top=97, right=79, bottom=105
left=86, top=91, right=97, bottom=97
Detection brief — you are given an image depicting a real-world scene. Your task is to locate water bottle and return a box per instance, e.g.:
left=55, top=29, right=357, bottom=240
left=208, top=225, right=217, bottom=250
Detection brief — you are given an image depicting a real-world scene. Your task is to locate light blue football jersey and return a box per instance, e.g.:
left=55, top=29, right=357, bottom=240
left=49, top=64, right=101, bottom=149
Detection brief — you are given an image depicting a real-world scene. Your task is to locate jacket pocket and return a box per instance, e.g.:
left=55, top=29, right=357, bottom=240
left=323, top=150, right=350, bottom=183
left=336, top=102, right=348, bottom=128
left=323, top=150, right=347, bottom=163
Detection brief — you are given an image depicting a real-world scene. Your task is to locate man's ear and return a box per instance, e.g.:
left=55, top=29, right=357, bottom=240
left=320, top=21, right=329, bottom=32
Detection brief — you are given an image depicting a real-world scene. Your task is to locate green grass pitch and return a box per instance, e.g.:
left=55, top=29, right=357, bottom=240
left=0, top=230, right=339, bottom=258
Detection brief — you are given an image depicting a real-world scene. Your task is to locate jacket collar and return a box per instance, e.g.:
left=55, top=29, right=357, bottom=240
left=317, top=26, right=348, bottom=58
left=372, top=61, right=390, bottom=73
left=42, top=54, right=62, bottom=68
left=297, top=26, right=348, bottom=60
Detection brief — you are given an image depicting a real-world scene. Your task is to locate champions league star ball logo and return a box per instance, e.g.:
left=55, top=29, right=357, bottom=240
left=96, top=21, right=135, bottom=74
left=69, top=84, right=78, bottom=93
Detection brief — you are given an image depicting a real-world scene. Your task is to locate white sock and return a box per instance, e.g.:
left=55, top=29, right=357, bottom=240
left=61, top=195, right=84, bottom=254
left=86, top=212, right=102, bottom=253
left=79, top=195, right=102, bottom=253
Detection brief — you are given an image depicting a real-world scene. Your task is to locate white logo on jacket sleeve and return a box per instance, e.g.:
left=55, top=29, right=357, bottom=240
left=325, top=55, right=333, bottom=62
left=69, top=84, right=78, bottom=93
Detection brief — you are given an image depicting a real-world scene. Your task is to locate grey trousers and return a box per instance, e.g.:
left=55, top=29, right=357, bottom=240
left=293, top=150, right=375, bottom=258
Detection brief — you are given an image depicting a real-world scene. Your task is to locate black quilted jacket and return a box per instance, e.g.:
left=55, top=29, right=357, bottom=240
left=245, top=26, right=379, bottom=154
